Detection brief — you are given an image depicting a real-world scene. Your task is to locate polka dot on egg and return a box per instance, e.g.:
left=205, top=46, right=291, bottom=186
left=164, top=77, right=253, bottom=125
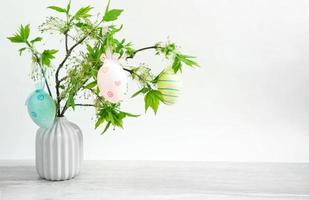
left=101, top=67, right=109, bottom=73
left=114, top=81, right=121, bottom=86
left=107, top=91, right=114, bottom=98
left=37, top=94, right=44, bottom=101
left=31, top=112, right=37, bottom=118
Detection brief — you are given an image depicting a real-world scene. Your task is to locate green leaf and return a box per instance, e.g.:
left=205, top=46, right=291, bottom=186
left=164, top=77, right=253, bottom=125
left=122, top=112, right=140, bottom=117
left=172, top=56, right=182, bottom=73
left=105, top=111, right=114, bottom=123
left=103, top=9, right=123, bottom=22
left=131, top=87, right=149, bottom=98
left=75, top=22, right=91, bottom=29
left=7, top=34, right=24, bottom=43
left=74, top=6, right=93, bottom=20
left=48, top=6, right=67, bottom=13
left=95, top=104, right=139, bottom=134
left=95, top=117, right=105, bottom=129
left=177, top=54, right=199, bottom=67
left=20, top=24, right=30, bottom=41
left=84, top=81, right=97, bottom=89
left=144, top=90, right=163, bottom=114
left=8, top=24, right=30, bottom=43
left=41, top=49, right=58, bottom=66
left=18, top=47, right=27, bottom=56
left=152, top=70, right=165, bottom=83
left=105, top=0, right=111, bottom=14
left=30, top=37, right=43, bottom=44
left=66, top=0, right=71, bottom=13
left=102, top=122, right=111, bottom=134
left=67, top=93, right=75, bottom=109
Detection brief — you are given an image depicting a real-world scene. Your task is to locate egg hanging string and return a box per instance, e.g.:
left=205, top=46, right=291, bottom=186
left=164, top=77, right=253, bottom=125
left=35, top=79, right=45, bottom=91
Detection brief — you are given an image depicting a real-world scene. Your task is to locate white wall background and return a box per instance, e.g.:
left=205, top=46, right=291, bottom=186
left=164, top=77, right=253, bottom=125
left=0, top=0, right=309, bottom=162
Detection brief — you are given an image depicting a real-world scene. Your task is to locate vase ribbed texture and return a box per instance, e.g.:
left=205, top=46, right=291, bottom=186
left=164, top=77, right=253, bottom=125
left=35, top=117, right=83, bottom=181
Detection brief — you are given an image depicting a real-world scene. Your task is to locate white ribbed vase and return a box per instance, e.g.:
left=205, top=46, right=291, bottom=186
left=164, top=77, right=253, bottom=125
left=35, top=117, right=83, bottom=181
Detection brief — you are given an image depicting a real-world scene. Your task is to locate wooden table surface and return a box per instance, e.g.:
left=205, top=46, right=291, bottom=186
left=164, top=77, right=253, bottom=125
left=0, top=161, right=308, bottom=200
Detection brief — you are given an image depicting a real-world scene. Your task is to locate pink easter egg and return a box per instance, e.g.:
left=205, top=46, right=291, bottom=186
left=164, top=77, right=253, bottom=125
left=97, top=59, right=127, bottom=103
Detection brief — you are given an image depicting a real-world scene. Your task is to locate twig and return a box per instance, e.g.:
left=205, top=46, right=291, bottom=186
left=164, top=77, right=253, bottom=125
left=55, top=20, right=104, bottom=116
left=59, top=76, right=67, bottom=83
left=84, top=87, right=104, bottom=101
left=26, top=41, right=53, bottom=97
left=59, top=79, right=90, bottom=116
left=126, top=45, right=158, bottom=59
left=64, top=32, right=69, bottom=53
left=75, top=104, right=95, bottom=107
left=123, top=67, right=149, bottom=83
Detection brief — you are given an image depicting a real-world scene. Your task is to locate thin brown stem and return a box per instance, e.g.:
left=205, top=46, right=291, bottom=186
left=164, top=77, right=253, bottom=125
left=55, top=35, right=91, bottom=116
left=64, top=32, right=69, bottom=53
left=59, top=79, right=89, bottom=116
left=55, top=20, right=104, bottom=116
left=123, top=67, right=149, bottom=83
left=59, top=76, right=68, bottom=83
left=126, top=45, right=158, bottom=59
left=75, top=104, right=95, bottom=107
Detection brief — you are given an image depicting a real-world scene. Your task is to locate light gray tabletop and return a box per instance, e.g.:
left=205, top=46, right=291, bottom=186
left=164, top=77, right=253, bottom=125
left=0, top=161, right=308, bottom=200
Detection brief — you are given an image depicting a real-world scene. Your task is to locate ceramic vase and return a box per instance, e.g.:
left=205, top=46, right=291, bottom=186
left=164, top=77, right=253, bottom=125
left=35, top=117, right=83, bottom=181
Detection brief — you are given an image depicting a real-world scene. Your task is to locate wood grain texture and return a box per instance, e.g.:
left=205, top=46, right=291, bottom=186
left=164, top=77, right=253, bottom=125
left=0, top=161, right=309, bottom=200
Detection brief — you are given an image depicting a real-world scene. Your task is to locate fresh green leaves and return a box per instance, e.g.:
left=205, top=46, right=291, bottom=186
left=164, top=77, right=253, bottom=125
left=48, top=1, right=71, bottom=14
left=7, top=24, right=30, bottom=43
left=96, top=104, right=139, bottom=134
left=171, top=54, right=182, bottom=73
left=47, top=3, right=93, bottom=20
left=30, top=37, right=43, bottom=44
left=41, top=49, right=58, bottom=66
left=103, top=0, right=123, bottom=22
left=144, top=90, right=164, bottom=114
left=8, top=24, right=57, bottom=67
left=19, top=24, right=30, bottom=42
left=131, top=87, right=149, bottom=98
left=103, top=9, right=123, bottom=22
left=129, top=67, right=166, bottom=114
left=48, top=6, right=67, bottom=13
left=157, top=42, right=176, bottom=57
left=7, top=34, right=25, bottom=43
left=74, top=6, right=93, bottom=20
left=8, top=24, right=46, bottom=65
left=172, top=54, right=199, bottom=73
left=155, top=42, right=199, bottom=73
left=177, top=54, right=199, bottom=67
left=8, top=24, right=44, bottom=49
left=18, top=47, right=27, bottom=56
left=84, top=81, right=97, bottom=89
left=66, top=0, right=71, bottom=14
left=67, top=92, right=76, bottom=109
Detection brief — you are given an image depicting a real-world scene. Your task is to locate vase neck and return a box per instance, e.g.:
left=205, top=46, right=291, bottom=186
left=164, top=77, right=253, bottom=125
left=55, top=117, right=67, bottom=122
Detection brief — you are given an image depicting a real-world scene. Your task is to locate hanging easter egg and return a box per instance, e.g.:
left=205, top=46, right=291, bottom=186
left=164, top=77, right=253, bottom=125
left=97, top=59, right=127, bottom=103
left=157, top=69, right=182, bottom=105
left=26, top=88, right=56, bottom=128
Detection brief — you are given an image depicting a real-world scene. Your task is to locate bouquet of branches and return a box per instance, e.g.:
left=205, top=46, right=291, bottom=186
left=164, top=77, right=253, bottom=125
left=8, top=0, right=199, bottom=134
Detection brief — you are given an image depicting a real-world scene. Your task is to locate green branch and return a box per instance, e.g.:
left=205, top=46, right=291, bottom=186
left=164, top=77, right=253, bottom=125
left=25, top=42, right=53, bottom=97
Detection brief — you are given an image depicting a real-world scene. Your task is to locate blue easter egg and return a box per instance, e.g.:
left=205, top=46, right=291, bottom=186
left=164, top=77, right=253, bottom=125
left=26, top=89, right=56, bottom=128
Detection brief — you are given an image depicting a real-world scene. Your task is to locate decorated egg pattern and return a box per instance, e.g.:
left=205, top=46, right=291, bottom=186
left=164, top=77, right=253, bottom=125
left=26, top=89, right=56, bottom=128
left=157, top=70, right=182, bottom=105
left=97, top=59, right=127, bottom=103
